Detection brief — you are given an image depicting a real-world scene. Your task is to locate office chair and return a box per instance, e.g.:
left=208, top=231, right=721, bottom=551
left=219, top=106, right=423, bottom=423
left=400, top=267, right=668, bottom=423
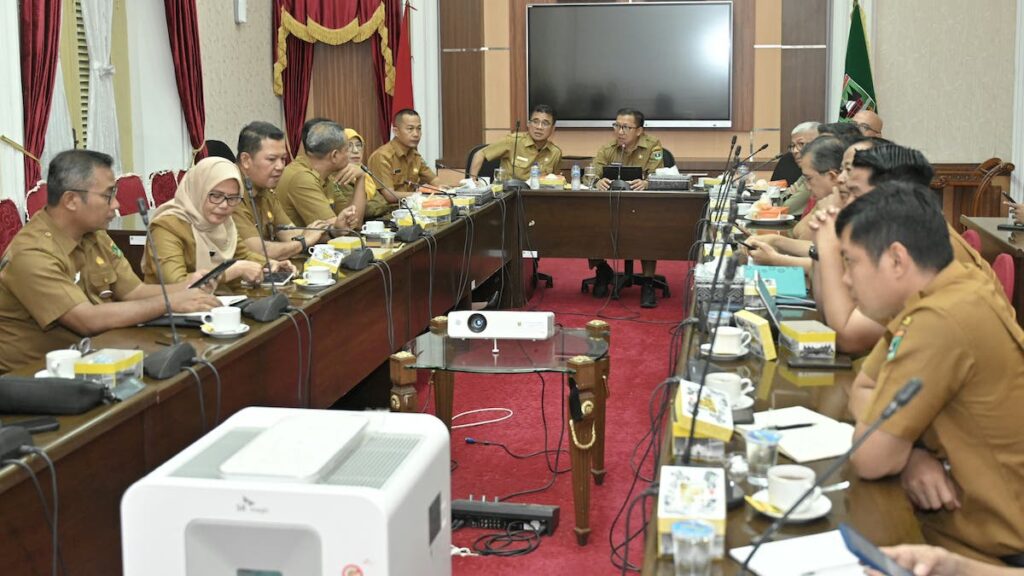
left=580, top=148, right=674, bottom=300
left=464, top=143, right=501, bottom=182
left=204, top=140, right=237, bottom=163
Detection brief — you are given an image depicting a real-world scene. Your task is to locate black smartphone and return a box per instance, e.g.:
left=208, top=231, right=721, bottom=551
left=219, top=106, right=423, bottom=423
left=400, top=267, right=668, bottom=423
left=4, top=416, right=60, bottom=434
left=786, top=354, right=853, bottom=370
left=735, top=239, right=755, bottom=250
left=188, top=258, right=237, bottom=289
left=839, top=523, right=913, bottom=576
left=261, top=270, right=295, bottom=287
left=1001, top=191, right=1016, bottom=203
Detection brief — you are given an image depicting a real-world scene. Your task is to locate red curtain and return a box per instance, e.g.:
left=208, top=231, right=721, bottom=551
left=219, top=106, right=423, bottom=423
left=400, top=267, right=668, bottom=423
left=389, top=1, right=413, bottom=124
left=273, top=0, right=401, bottom=151
left=164, top=0, right=206, bottom=159
left=19, top=0, right=63, bottom=190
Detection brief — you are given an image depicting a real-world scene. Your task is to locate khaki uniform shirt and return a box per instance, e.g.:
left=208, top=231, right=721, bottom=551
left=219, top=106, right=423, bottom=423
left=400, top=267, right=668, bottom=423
left=0, top=210, right=142, bottom=373
left=862, top=262, right=1024, bottom=561
left=366, top=140, right=437, bottom=194
left=231, top=185, right=293, bottom=242
left=592, top=134, right=664, bottom=179
left=335, top=180, right=391, bottom=219
left=140, top=216, right=264, bottom=284
left=481, top=133, right=562, bottom=181
left=276, top=154, right=339, bottom=228
left=861, top=222, right=1008, bottom=380
left=782, top=176, right=811, bottom=215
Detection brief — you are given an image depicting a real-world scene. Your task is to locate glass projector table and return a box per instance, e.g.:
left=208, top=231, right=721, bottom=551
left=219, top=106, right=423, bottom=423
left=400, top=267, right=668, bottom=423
left=388, top=317, right=612, bottom=545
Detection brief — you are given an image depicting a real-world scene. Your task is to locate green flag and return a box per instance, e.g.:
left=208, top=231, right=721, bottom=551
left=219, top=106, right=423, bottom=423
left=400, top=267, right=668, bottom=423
left=839, top=0, right=876, bottom=120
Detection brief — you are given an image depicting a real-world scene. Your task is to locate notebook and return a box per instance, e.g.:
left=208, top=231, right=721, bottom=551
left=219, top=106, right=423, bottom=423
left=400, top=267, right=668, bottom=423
left=729, top=530, right=861, bottom=576
left=736, top=406, right=854, bottom=463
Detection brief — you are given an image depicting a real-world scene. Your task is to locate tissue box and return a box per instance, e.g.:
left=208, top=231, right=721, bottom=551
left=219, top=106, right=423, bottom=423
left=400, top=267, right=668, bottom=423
left=657, top=466, right=726, bottom=558
left=75, top=348, right=143, bottom=389
left=672, top=380, right=734, bottom=442
left=694, top=277, right=745, bottom=305
left=328, top=236, right=361, bottom=255
left=734, top=309, right=776, bottom=360
left=779, top=320, right=836, bottom=359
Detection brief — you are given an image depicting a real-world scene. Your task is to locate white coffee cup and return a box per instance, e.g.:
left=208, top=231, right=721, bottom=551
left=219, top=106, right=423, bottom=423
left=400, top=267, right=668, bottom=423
left=767, top=464, right=821, bottom=513
left=303, top=266, right=332, bottom=284
left=361, top=221, right=385, bottom=235
left=202, top=306, right=242, bottom=333
left=705, top=372, right=754, bottom=404
left=711, top=326, right=752, bottom=355
left=46, top=349, right=81, bottom=378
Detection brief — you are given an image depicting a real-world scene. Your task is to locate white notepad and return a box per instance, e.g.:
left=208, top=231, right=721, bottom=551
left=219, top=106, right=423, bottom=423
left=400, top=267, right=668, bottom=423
left=729, top=530, right=862, bottom=576
left=736, top=406, right=854, bottom=463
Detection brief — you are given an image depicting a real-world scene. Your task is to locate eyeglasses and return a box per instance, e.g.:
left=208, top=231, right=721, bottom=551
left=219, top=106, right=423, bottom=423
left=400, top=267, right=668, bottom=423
left=612, top=123, right=639, bottom=133
left=207, top=192, right=244, bottom=206
left=69, top=187, right=117, bottom=205
left=348, top=141, right=364, bottom=151
left=788, top=142, right=806, bottom=152
left=853, top=122, right=876, bottom=133
left=528, top=119, right=553, bottom=128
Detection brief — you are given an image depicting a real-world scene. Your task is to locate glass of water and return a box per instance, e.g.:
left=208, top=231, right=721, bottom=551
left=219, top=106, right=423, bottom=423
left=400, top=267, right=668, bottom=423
left=493, top=167, right=507, bottom=185
left=673, top=520, right=715, bottom=576
left=582, top=165, right=598, bottom=189
left=745, top=429, right=781, bottom=487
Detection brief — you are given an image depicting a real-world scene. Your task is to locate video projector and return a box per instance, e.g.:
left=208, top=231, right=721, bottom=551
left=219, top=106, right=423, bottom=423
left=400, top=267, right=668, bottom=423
left=121, top=407, right=451, bottom=576
left=448, top=310, right=556, bottom=340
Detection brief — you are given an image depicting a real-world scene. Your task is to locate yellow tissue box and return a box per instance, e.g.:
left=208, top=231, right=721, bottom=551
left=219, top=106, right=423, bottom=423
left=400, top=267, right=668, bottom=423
left=779, top=320, right=836, bottom=359
left=75, top=348, right=143, bottom=388
left=656, top=466, right=726, bottom=558
left=672, top=380, right=734, bottom=442
left=734, top=309, right=776, bottom=360
left=328, top=236, right=362, bottom=253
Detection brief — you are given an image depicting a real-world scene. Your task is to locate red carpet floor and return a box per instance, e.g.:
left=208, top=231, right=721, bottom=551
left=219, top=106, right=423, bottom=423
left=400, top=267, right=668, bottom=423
left=422, top=258, right=691, bottom=575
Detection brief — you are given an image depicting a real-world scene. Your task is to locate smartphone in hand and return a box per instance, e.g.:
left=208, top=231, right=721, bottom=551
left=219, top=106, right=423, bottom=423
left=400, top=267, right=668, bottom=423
left=838, top=523, right=913, bottom=576
left=188, top=259, right=237, bottom=289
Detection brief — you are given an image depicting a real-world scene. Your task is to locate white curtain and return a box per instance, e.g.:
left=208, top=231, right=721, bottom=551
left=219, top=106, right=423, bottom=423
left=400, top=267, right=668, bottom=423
left=41, top=57, right=76, bottom=180
left=0, top=0, right=26, bottom=215
left=81, top=0, right=121, bottom=174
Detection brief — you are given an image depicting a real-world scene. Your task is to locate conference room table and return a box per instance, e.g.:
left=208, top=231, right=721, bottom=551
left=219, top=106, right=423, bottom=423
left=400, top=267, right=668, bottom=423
left=959, top=215, right=1024, bottom=325
left=0, top=185, right=709, bottom=573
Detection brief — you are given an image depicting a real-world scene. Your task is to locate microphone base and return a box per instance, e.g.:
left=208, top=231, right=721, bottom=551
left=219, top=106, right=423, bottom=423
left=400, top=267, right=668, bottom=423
left=143, top=342, right=197, bottom=380
left=242, top=292, right=290, bottom=323
left=395, top=224, right=423, bottom=243
left=503, top=179, right=530, bottom=192
left=341, top=248, right=375, bottom=271
left=609, top=179, right=630, bottom=191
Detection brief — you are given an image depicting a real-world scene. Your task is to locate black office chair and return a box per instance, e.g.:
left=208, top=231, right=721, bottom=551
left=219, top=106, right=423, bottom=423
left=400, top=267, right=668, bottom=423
left=770, top=152, right=801, bottom=187
left=580, top=148, right=674, bottom=300
left=464, top=143, right=501, bottom=182
left=204, top=140, right=236, bottom=163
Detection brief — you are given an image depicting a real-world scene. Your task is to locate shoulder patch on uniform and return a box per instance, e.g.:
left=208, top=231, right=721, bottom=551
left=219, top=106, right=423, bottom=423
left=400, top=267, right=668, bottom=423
left=110, top=242, right=124, bottom=259
left=886, top=328, right=907, bottom=361
left=653, top=151, right=663, bottom=161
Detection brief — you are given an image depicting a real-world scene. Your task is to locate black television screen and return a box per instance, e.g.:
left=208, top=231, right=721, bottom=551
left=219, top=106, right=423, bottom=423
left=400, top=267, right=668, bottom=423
left=527, top=2, right=733, bottom=128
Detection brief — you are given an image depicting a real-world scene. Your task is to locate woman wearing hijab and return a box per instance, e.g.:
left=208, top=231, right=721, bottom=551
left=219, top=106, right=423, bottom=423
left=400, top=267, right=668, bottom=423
left=334, top=128, right=390, bottom=219
left=141, top=157, right=293, bottom=285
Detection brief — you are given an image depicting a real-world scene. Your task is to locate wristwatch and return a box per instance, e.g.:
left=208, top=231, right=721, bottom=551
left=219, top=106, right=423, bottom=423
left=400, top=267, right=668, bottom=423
left=808, top=243, right=819, bottom=261
left=292, top=235, right=307, bottom=252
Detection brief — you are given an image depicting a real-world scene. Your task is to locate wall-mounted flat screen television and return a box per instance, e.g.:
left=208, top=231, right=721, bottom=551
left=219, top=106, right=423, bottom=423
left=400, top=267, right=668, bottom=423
left=527, top=1, right=733, bottom=128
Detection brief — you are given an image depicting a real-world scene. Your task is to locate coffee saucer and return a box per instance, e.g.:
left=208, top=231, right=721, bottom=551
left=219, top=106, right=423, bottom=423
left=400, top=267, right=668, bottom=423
left=699, top=343, right=749, bottom=361
left=749, top=489, right=832, bottom=522
left=201, top=323, right=250, bottom=339
left=294, top=278, right=337, bottom=291
left=731, top=395, right=755, bottom=411
left=35, top=369, right=53, bottom=378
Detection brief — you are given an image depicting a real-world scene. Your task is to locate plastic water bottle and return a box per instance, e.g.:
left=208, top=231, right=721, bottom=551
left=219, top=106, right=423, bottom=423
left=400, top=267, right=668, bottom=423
left=571, top=164, right=581, bottom=190
left=529, top=163, right=540, bottom=189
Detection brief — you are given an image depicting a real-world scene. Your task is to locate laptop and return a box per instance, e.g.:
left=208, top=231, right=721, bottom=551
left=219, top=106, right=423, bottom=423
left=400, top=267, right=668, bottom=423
left=754, top=271, right=784, bottom=331
left=602, top=165, right=643, bottom=182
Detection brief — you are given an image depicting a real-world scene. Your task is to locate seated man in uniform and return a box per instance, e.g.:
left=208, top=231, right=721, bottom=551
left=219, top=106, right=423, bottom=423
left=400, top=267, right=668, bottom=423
left=276, top=119, right=364, bottom=231
left=232, top=121, right=326, bottom=259
left=589, top=108, right=665, bottom=307
left=468, top=104, right=562, bottom=182
left=779, top=121, right=820, bottom=215
left=366, top=109, right=441, bottom=202
left=840, top=183, right=1024, bottom=565
left=0, top=150, right=220, bottom=374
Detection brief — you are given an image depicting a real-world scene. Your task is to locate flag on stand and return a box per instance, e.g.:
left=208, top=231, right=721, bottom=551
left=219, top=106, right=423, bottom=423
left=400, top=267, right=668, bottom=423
left=391, top=1, right=414, bottom=120
left=838, top=0, right=876, bottom=120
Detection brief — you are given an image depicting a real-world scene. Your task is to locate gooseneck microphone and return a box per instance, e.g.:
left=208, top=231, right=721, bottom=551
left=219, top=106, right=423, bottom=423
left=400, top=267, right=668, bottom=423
left=738, top=143, right=770, bottom=166
left=137, top=198, right=197, bottom=379
left=748, top=151, right=785, bottom=174
left=241, top=178, right=290, bottom=322
left=503, top=120, right=529, bottom=191
left=363, top=164, right=425, bottom=242
left=276, top=224, right=374, bottom=270
left=739, top=378, right=924, bottom=573
left=609, top=144, right=630, bottom=191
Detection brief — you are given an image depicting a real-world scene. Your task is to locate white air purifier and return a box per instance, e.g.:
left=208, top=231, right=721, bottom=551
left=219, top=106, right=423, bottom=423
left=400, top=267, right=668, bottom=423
left=121, top=407, right=451, bottom=576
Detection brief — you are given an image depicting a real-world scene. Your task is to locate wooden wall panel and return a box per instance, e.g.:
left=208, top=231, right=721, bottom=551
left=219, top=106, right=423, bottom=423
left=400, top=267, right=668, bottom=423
left=308, top=41, right=384, bottom=149
left=779, top=0, right=829, bottom=151
left=440, top=0, right=484, bottom=166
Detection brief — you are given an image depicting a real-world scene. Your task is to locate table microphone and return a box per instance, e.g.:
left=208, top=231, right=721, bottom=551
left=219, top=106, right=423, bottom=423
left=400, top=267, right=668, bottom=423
left=748, top=152, right=785, bottom=174
left=275, top=225, right=374, bottom=270
left=136, top=198, right=197, bottom=379
left=739, top=378, right=924, bottom=573
left=241, top=178, right=290, bottom=322
left=358, top=165, right=424, bottom=242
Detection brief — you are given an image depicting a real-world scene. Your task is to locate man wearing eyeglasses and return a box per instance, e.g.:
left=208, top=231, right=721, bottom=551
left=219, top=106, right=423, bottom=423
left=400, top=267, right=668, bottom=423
left=277, top=119, right=365, bottom=232
left=781, top=121, right=820, bottom=215
left=367, top=109, right=442, bottom=201
left=589, top=108, right=665, bottom=306
left=0, top=149, right=221, bottom=374
left=851, top=108, right=884, bottom=138
left=468, top=104, right=562, bottom=182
